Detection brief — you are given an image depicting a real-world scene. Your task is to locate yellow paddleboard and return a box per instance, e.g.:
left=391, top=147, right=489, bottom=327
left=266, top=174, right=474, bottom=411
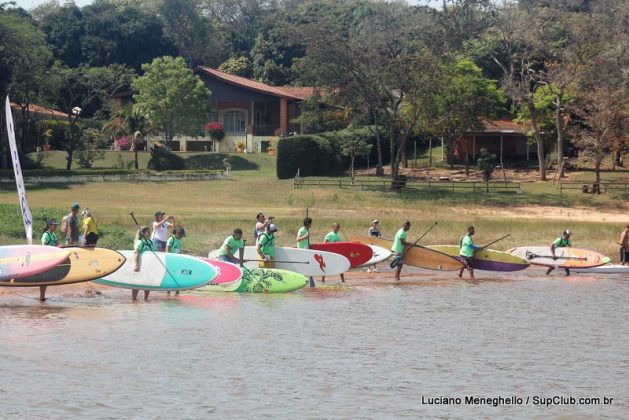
left=6, top=247, right=126, bottom=287
left=349, top=236, right=464, bottom=271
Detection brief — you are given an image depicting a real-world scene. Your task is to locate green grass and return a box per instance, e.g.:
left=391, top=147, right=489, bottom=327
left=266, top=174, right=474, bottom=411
left=1, top=150, right=625, bottom=261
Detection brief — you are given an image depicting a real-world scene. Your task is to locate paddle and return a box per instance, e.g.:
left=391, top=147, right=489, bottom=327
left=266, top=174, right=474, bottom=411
left=477, top=234, right=511, bottom=252
left=306, top=206, right=314, bottom=288
left=524, top=251, right=587, bottom=261
left=389, top=222, right=438, bottom=268
left=129, top=212, right=180, bottom=288
left=243, top=259, right=310, bottom=264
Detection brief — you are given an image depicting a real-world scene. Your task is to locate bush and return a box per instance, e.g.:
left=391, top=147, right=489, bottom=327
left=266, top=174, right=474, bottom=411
left=276, top=135, right=344, bottom=179
left=116, top=136, right=132, bottom=151
left=147, top=144, right=186, bottom=170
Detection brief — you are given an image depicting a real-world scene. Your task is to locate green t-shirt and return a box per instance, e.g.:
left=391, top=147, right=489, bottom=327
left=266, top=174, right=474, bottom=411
left=220, top=235, right=244, bottom=256
left=460, top=234, right=478, bottom=257
left=553, top=237, right=571, bottom=248
left=297, top=226, right=310, bottom=249
left=392, top=228, right=407, bottom=253
left=259, top=233, right=275, bottom=257
left=325, top=231, right=341, bottom=243
left=135, top=239, right=156, bottom=253
left=41, top=231, right=58, bottom=247
left=167, top=235, right=181, bottom=253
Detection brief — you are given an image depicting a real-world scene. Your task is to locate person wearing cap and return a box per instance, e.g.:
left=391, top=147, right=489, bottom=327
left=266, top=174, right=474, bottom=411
left=322, top=223, right=345, bottom=283
left=367, top=219, right=381, bottom=272
left=218, top=228, right=245, bottom=264
left=254, top=212, right=273, bottom=239
left=132, top=226, right=156, bottom=301
left=81, top=208, right=99, bottom=246
left=547, top=230, right=572, bottom=276
left=39, top=219, right=61, bottom=302
left=61, top=203, right=81, bottom=245
left=257, top=223, right=278, bottom=268
left=152, top=211, right=175, bottom=252
left=458, top=226, right=480, bottom=279
left=391, top=221, right=411, bottom=281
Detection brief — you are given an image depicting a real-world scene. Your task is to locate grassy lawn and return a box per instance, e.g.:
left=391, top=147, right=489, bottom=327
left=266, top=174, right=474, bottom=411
left=0, top=150, right=626, bottom=260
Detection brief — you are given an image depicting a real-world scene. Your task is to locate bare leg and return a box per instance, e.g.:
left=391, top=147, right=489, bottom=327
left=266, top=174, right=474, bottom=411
left=132, top=289, right=139, bottom=300
left=340, top=274, right=345, bottom=283
left=39, top=285, right=47, bottom=302
left=144, top=290, right=150, bottom=300
left=394, top=265, right=402, bottom=281
left=546, top=267, right=554, bottom=275
left=458, top=267, right=464, bottom=278
left=564, top=268, right=570, bottom=276
left=468, top=267, right=475, bottom=279
left=321, top=276, right=325, bottom=283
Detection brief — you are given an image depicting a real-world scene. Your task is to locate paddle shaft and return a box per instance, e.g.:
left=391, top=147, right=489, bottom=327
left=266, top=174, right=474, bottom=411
left=306, top=207, right=314, bottom=287
left=244, top=259, right=310, bottom=264
left=528, top=253, right=586, bottom=261
left=129, top=212, right=180, bottom=287
left=477, top=234, right=510, bottom=252
left=401, top=222, right=438, bottom=258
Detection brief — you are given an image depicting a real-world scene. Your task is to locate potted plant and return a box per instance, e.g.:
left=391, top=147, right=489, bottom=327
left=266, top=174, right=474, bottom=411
left=236, top=141, right=245, bottom=153
left=268, top=137, right=278, bottom=156
left=203, top=121, right=225, bottom=152
left=42, top=128, right=53, bottom=151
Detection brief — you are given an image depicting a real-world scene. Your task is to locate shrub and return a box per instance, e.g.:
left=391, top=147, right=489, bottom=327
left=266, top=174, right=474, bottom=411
left=204, top=121, right=225, bottom=141
left=147, top=143, right=186, bottom=170
left=276, top=135, right=343, bottom=179
left=116, top=136, right=132, bottom=151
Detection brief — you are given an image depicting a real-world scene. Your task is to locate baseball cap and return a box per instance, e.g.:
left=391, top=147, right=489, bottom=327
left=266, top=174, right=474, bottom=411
left=372, top=219, right=379, bottom=224
left=268, top=223, right=278, bottom=232
left=177, top=227, right=186, bottom=237
left=155, top=211, right=165, bottom=217
left=71, top=203, right=80, bottom=210
left=47, top=219, right=58, bottom=226
left=563, top=229, right=571, bottom=236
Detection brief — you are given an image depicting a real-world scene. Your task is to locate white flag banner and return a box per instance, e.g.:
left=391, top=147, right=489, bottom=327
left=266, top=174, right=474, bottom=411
left=5, top=96, right=33, bottom=244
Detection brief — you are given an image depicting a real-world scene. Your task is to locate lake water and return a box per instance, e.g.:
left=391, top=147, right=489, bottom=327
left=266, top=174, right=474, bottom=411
left=1, top=268, right=627, bottom=418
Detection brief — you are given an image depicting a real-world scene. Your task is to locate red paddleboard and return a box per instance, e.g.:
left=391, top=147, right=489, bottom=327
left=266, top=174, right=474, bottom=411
left=202, top=259, right=243, bottom=284
left=309, top=242, right=373, bottom=268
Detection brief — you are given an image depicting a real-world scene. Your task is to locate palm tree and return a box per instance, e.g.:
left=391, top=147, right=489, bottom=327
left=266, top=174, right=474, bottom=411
left=104, top=105, right=153, bottom=169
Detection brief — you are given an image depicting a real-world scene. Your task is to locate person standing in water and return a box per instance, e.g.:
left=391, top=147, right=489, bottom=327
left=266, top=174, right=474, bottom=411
left=132, top=226, right=156, bottom=301
left=166, top=227, right=186, bottom=296
left=39, top=219, right=60, bottom=301
left=257, top=223, right=278, bottom=268
left=367, top=219, right=381, bottom=273
left=152, top=211, right=175, bottom=252
left=391, top=221, right=411, bottom=281
left=254, top=213, right=273, bottom=239
left=322, top=223, right=345, bottom=283
left=547, top=230, right=572, bottom=276
left=458, top=226, right=480, bottom=279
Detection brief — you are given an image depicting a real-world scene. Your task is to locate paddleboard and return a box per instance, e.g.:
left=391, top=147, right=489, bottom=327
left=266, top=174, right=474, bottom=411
left=506, top=246, right=607, bottom=268
left=0, top=245, right=69, bottom=282
left=208, top=247, right=350, bottom=276
left=194, top=277, right=244, bottom=293
left=237, top=268, right=308, bottom=293
left=94, top=251, right=218, bottom=291
left=358, top=245, right=392, bottom=267
left=309, top=242, right=373, bottom=268
left=428, top=245, right=529, bottom=272
left=349, top=236, right=463, bottom=271
left=4, top=247, right=126, bottom=286
left=571, top=264, right=629, bottom=274
left=202, top=259, right=243, bottom=284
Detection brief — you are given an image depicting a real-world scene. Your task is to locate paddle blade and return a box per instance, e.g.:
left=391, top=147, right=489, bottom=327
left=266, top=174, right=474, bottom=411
left=525, top=251, right=536, bottom=260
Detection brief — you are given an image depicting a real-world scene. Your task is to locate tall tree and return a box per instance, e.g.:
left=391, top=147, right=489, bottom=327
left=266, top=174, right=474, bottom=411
left=132, top=56, right=212, bottom=148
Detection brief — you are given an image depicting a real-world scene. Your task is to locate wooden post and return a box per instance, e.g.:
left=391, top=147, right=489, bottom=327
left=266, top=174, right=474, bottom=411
left=429, top=137, right=433, bottom=166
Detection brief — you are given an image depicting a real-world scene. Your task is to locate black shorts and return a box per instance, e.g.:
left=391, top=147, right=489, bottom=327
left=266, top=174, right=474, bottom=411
left=460, top=256, right=474, bottom=269
left=85, top=232, right=99, bottom=246
left=621, top=247, right=629, bottom=263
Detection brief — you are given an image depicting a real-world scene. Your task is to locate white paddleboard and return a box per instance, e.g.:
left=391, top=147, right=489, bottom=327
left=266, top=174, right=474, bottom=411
left=193, top=277, right=244, bottom=292
left=208, top=246, right=350, bottom=276
left=357, top=245, right=392, bottom=267
left=572, top=264, right=629, bottom=274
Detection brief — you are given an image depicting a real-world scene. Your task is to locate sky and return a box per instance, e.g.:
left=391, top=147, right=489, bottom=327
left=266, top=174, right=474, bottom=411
left=13, top=0, right=440, bottom=12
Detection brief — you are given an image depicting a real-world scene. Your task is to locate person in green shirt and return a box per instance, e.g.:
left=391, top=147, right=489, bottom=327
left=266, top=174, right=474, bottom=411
left=296, top=217, right=314, bottom=287
left=166, top=227, right=186, bottom=296
left=322, top=223, right=345, bottom=283
left=458, top=226, right=480, bottom=279
left=132, top=226, right=156, bottom=301
left=391, top=221, right=411, bottom=281
left=219, top=228, right=245, bottom=265
left=257, top=223, right=278, bottom=268
left=39, top=219, right=60, bottom=301
left=546, top=230, right=572, bottom=276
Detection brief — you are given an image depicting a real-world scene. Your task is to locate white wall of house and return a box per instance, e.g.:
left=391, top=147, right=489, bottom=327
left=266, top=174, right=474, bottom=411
left=145, top=134, right=274, bottom=153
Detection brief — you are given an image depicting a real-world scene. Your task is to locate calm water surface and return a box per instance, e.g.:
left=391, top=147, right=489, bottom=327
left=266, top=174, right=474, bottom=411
left=1, top=269, right=627, bottom=418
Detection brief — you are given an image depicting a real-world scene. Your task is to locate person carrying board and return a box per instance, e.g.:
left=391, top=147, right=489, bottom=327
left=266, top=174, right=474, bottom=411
left=166, top=227, right=186, bottom=296
left=619, top=225, right=629, bottom=266
left=322, top=223, right=345, bottom=283
left=458, top=226, right=480, bottom=279
left=391, top=221, right=411, bottom=281
left=546, top=230, right=572, bottom=276
left=132, top=226, right=156, bottom=301
left=257, top=223, right=278, bottom=268
left=367, top=219, right=382, bottom=272
left=218, top=228, right=245, bottom=265
left=296, top=217, right=314, bottom=287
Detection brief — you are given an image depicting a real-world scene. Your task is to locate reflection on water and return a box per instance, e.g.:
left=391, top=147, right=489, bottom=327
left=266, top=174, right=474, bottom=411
left=0, top=270, right=627, bottom=418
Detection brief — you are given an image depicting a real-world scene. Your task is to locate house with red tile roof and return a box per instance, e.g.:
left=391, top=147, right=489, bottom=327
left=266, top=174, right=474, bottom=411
left=454, top=118, right=533, bottom=163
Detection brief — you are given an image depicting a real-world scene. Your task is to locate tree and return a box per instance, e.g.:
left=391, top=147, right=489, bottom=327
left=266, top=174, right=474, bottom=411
left=218, top=56, right=253, bottom=78
left=104, top=105, right=153, bottom=170
left=132, top=56, right=212, bottom=148
left=340, top=134, right=372, bottom=184
left=477, top=147, right=497, bottom=192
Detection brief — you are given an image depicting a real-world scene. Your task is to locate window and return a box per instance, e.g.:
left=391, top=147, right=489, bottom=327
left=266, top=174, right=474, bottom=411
left=223, top=110, right=246, bottom=134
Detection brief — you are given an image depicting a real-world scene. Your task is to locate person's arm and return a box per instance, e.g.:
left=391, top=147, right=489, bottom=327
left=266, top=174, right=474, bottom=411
left=550, top=243, right=557, bottom=259
left=296, top=229, right=309, bottom=242
left=238, top=240, right=245, bottom=266
left=256, top=237, right=265, bottom=259
left=165, top=237, right=172, bottom=253
left=133, top=244, right=141, bottom=271
left=83, top=219, right=89, bottom=238
left=324, top=233, right=331, bottom=243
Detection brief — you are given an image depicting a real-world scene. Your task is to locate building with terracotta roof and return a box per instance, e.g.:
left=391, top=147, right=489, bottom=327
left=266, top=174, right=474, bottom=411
left=454, top=118, right=533, bottom=163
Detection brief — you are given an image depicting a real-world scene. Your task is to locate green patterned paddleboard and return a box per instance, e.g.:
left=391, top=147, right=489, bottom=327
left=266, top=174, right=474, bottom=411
left=237, top=268, right=308, bottom=293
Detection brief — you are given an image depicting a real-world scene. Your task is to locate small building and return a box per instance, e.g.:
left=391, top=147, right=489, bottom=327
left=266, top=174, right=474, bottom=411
left=453, top=119, right=532, bottom=163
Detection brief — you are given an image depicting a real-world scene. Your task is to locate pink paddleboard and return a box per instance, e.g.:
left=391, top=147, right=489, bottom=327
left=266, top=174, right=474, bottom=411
left=202, top=259, right=243, bottom=285
left=0, top=245, right=70, bottom=282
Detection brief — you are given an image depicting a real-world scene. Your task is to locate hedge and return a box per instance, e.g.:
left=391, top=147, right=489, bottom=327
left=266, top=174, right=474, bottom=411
left=276, top=135, right=345, bottom=179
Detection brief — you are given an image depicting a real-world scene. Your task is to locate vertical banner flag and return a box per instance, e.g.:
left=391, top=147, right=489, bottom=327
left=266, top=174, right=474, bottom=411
left=5, top=96, right=33, bottom=244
